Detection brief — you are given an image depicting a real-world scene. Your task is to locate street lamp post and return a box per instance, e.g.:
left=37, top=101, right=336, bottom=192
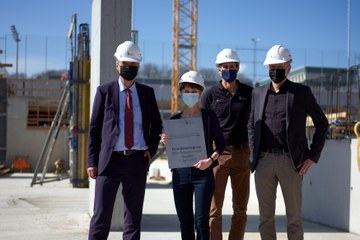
left=11, top=25, right=20, bottom=79
left=11, top=25, right=22, bottom=95
left=346, top=0, right=351, bottom=134
left=251, top=38, right=260, bottom=82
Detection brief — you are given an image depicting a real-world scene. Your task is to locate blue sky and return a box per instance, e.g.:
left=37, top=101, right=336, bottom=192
left=1, top=0, right=359, bottom=81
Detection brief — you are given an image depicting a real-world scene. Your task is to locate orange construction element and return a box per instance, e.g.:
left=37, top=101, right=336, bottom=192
left=13, top=157, right=31, bottom=172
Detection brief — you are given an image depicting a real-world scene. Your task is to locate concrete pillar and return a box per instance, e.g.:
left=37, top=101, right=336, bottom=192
left=89, top=0, right=132, bottom=230
left=349, top=139, right=360, bottom=235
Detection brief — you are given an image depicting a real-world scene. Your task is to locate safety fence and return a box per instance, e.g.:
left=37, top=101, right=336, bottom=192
left=305, top=65, right=360, bottom=139
left=1, top=34, right=359, bottom=82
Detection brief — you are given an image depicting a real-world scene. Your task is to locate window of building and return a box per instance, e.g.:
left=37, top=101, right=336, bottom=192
left=27, top=102, right=68, bottom=128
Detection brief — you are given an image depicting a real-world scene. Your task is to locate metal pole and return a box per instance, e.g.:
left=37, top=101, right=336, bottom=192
left=25, top=35, right=27, bottom=77
left=16, top=37, right=22, bottom=95
left=11, top=26, right=20, bottom=80
left=347, top=0, right=351, bottom=69
left=251, top=38, right=260, bottom=82
left=65, top=37, right=67, bottom=70
left=346, top=0, right=351, bottom=134
left=45, top=36, right=48, bottom=78
left=16, top=37, right=19, bottom=80
left=4, top=35, right=7, bottom=63
left=10, top=26, right=22, bottom=94
left=131, top=0, right=135, bottom=29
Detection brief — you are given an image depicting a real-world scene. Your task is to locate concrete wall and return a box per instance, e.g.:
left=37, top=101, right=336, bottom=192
left=6, top=97, right=69, bottom=172
left=91, top=0, right=132, bottom=95
left=302, top=139, right=360, bottom=234
left=89, top=0, right=132, bottom=231
left=349, top=139, right=360, bottom=234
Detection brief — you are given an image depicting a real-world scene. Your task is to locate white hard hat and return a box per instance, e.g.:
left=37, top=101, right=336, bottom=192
left=263, top=45, right=292, bottom=65
left=114, top=41, right=142, bottom=63
left=215, top=48, right=240, bottom=65
left=179, top=71, right=205, bottom=89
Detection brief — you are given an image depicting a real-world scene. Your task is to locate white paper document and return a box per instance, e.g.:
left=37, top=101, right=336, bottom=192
left=163, top=117, right=207, bottom=169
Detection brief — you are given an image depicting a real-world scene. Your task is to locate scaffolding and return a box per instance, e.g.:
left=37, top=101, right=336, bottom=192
left=171, top=0, right=198, bottom=113
left=69, top=23, right=90, bottom=188
left=30, top=16, right=90, bottom=188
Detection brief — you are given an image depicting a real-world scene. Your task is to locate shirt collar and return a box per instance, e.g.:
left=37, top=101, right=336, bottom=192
left=118, top=79, right=136, bottom=92
left=268, top=79, right=289, bottom=93
left=218, top=79, right=240, bottom=94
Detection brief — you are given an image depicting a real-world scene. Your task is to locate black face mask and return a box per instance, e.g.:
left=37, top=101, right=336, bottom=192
left=269, top=68, right=286, bottom=83
left=120, top=66, right=139, bottom=81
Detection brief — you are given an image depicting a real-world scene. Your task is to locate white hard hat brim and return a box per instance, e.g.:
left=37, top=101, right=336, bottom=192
left=263, top=59, right=289, bottom=65
left=215, top=59, right=240, bottom=64
left=114, top=55, right=141, bottom=63
left=179, top=79, right=204, bottom=88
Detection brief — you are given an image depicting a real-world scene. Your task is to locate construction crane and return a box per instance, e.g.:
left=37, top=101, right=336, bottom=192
left=171, top=0, right=198, bottom=113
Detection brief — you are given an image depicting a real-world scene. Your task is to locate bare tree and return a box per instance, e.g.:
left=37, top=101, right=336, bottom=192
left=238, top=74, right=254, bottom=87
left=34, top=69, right=67, bottom=79
left=137, top=64, right=250, bottom=88
left=198, top=67, right=219, bottom=81
left=138, top=63, right=158, bottom=78
left=5, top=72, right=27, bottom=79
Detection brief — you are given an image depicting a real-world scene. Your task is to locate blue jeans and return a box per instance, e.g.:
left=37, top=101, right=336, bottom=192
left=172, top=167, right=215, bottom=240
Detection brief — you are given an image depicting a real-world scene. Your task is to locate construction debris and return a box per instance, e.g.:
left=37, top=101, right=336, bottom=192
left=54, top=159, right=67, bottom=175
left=0, top=163, right=11, bottom=176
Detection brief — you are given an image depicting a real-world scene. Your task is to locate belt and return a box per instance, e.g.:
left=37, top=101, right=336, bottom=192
left=262, top=148, right=289, bottom=154
left=113, top=150, right=143, bottom=156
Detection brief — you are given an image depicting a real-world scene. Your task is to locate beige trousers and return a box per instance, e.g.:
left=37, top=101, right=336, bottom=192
left=255, top=151, right=304, bottom=240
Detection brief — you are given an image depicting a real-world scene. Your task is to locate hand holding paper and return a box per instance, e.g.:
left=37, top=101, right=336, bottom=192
left=163, top=117, right=207, bottom=169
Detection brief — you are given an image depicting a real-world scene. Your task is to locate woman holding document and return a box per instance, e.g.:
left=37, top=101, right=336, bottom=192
left=161, top=71, right=225, bottom=240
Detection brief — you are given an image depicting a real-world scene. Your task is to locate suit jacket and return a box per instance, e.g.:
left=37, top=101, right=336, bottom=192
left=247, top=80, right=329, bottom=172
left=87, top=80, right=163, bottom=175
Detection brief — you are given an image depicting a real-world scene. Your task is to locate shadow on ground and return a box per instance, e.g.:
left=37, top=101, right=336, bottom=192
left=141, top=214, right=344, bottom=233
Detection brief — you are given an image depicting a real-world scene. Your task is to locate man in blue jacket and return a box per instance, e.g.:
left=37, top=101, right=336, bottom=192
left=87, top=41, right=162, bottom=240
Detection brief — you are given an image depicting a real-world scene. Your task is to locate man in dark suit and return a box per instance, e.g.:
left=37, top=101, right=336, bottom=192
left=87, top=41, right=162, bottom=240
left=248, top=45, right=328, bottom=240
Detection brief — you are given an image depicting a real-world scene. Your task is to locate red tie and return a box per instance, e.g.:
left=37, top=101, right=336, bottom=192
left=125, top=88, right=134, bottom=149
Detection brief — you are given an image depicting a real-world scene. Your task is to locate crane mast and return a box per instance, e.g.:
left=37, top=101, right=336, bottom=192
left=171, top=0, right=198, bottom=113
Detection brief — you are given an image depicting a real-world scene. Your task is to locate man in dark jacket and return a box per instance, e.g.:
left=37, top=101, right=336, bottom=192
left=87, top=41, right=162, bottom=240
left=248, top=45, right=328, bottom=240
left=201, top=48, right=253, bottom=240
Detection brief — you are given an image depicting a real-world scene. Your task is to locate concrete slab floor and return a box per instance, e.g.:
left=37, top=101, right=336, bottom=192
left=0, top=173, right=359, bottom=240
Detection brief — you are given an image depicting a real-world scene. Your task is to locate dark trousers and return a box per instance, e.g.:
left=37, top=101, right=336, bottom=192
left=172, top=167, right=215, bottom=240
left=88, top=152, right=148, bottom=240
